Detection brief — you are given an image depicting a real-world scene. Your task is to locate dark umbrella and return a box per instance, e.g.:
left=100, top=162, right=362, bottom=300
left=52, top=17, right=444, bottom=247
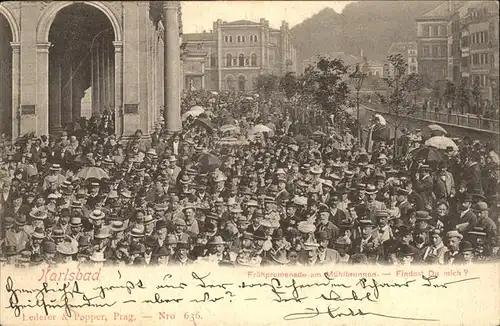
left=411, top=146, right=444, bottom=162
left=194, top=118, right=214, bottom=134
left=198, top=153, right=221, bottom=173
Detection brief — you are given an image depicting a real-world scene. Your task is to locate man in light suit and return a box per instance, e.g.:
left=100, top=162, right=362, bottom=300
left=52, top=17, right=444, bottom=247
left=315, top=231, right=340, bottom=264
left=433, top=161, right=455, bottom=201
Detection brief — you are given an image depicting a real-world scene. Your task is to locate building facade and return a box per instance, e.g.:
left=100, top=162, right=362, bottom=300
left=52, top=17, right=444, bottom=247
left=387, top=42, right=418, bottom=74
left=0, top=1, right=182, bottom=140
left=416, top=1, right=453, bottom=84
left=417, top=0, right=498, bottom=104
left=459, top=1, right=499, bottom=103
left=182, top=19, right=297, bottom=92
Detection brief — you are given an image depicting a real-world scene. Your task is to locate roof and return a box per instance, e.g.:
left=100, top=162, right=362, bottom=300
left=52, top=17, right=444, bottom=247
left=388, top=42, right=417, bottom=54
left=182, top=33, right=216, bottom=42
left=224, top=20, right=261, bottom=26
left=418, top=1, right=457, bottom=20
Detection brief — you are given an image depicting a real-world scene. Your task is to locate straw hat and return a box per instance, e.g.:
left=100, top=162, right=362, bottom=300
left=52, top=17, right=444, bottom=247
left=89, top=210, right=106, bottom=220
left=89, top=251, right=106, bottom=262
left=56, top=242, right=78, bottom=255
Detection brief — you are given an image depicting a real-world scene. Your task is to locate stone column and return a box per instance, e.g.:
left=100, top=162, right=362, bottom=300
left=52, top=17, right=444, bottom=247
left=163, top=1, right=181, bottom=132
left=49, top=60, right=62, bottom=132
left=36, top=42, right=51, bottom=136
left=95, top=44, right=101, bottom=116
left=61, top=60, right=73, bottom=126
left=113, top=41, right=123, bottom=136
left=10, top=42, right=20, bottom=140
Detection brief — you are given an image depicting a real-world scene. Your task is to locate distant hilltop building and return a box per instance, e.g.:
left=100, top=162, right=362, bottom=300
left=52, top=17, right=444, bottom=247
left=182, top=19, right=297, bottom=92
left=302, top=52, right=384, bottom=78
left=387, top=42, right=418, bottom=74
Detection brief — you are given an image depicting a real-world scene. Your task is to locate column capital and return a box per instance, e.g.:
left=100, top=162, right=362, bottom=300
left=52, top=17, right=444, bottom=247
left=10, top=42, right=21, bottom=53
left=36, top=42, right=52, bottom=53
left=163, top=1, right=180, bottom=10
left=113, top=41, right=123, bottom=52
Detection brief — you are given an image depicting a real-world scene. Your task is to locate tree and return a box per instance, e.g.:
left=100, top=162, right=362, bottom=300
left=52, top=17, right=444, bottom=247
left=444, top=81, right=456, bottom=113
left=255, top=73, right=279, bottom=102
left=378, top=54, right=422, bottom=154
left=279, top=72, right=299, bottom=99
left=455, top=79, right=470, bottom=115
left=471, top=80, right=482, bottom=115
left=298, top=55, right=350, bottom=116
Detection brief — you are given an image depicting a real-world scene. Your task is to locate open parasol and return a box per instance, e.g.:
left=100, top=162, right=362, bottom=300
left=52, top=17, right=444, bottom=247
left=428, top=124, right=447, bottom=135
left=181, top=106, right=205, bottom=121
left=411, top=146, right=445, bottom=162
left=76, top=166, right=109, bottom=180
left=249, top=124, right=273, bottom=136
left=425, top=136, right=458, bottom=151
left=194, top=118, right=214, bottom=133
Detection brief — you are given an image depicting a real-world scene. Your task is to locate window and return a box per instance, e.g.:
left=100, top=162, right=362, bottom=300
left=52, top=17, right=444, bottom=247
left=432, top=45, right=439, bottom=57
left=249, top=35, right=253, bottom=42
left=237, top=36, right=241, bottom=43
left=251, top=53, right=257, bottom=66
left=224, top=35, right=228, bottom=43
left=422, top=24, right=430, bottom=36
left=226, top=53, right=232, bottom=67
left=229, top=36, right=233, bottom=43
left=227, top=76, right=235, bottom=90
left=254, top=35, right=258, bottom=42
left=419, top=46, right=429, bottom=57
left=410, top=57, right=416, bottom=63
left=472, top=53, right=479, bottom=65
left=238, top=54, right=245, bottom=67
left=210, top=54, right=216, bottom=67
left=432, top=25, right=439, bottom=36
left=440, top=45, right=447, bottom=57
left=238, top=76, right=246, bottom=91
left=242, top=36, right=245, bottom=42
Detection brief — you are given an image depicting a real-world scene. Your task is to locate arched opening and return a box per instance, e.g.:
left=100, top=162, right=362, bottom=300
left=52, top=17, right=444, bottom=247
left=238, top=75, right=246, bottom=91
left=0, top=13, right=12, bottom=137
left=48, top=3, right=115, bottom=133
left=238, top=53, right=245, bottom=67
left=226, top=75, right=235, bottom=91
left=251, top=53, right=257, bottom=66
left=226, top=53, right=232, bottom=67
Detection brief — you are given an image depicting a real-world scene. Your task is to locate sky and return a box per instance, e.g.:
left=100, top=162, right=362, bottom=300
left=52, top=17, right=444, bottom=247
left=181, top=1, right=354, bottom=33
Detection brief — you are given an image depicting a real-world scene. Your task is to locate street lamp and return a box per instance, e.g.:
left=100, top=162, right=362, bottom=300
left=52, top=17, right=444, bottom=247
left=350, top=64, right=366, bottom=146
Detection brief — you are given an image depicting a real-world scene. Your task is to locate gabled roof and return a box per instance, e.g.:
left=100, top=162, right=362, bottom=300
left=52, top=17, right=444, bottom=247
left=224, top=20, right=260, bottom=26
left=388, top=42, right=417, bottom=54
left=418, top=1, right=457, bottom=20
left=183, top=33, right=216, bottom=42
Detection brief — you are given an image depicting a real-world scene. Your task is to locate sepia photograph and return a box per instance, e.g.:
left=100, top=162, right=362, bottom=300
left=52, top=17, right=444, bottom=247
left=0, top=0, right=499, bottom=325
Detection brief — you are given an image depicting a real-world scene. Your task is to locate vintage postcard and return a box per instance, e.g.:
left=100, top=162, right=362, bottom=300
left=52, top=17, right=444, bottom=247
left=0, top=0, right=499, bottom=325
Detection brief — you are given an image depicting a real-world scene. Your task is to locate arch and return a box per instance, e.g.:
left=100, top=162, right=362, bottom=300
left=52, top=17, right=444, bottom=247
left=238, top=75, right=246, bottom=91
left=238, top=53, right=245, bottom=67
left=250, top=52, right=257, bottom=66
left=37, top=1, right=122, bottom=43
left=226, top=74, right=235, bottom=90
left=226, top=53, right=232, bottom=67
left=0, top=4, right=20, bottom=43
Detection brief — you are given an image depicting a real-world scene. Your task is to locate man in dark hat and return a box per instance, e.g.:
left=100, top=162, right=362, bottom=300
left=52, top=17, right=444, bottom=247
left=422, top=230, right=448, bottom=264
left=170, top=241, right=193, bottom=266
left=315, top=231, right=339, bottom=264
left=351, top=220, right=382, bottom=264
left=433, top=161, right=455, bottom=201
left=316, top=204, right=340, bottom=243
left=455, top=193, right=478, bottom=233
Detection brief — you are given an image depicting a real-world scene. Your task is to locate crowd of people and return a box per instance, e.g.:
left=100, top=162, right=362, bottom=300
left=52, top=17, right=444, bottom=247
left=0, top=89, right=499, bottom=267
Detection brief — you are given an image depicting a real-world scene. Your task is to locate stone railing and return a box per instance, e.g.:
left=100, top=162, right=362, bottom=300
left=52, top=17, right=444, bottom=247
left=360, top=101, right=499, bottom=134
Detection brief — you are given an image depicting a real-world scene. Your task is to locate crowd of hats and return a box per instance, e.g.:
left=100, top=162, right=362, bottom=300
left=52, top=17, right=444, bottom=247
left=0, top=89, right=499, bottom=267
